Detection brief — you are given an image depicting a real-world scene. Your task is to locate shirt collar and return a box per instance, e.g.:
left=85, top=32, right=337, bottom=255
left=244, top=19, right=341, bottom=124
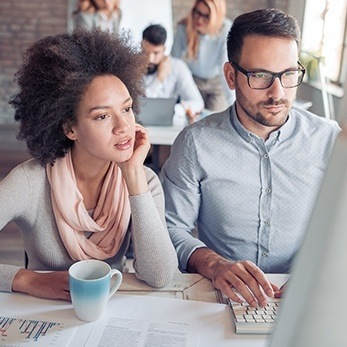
left=230, top=103, right=296, bottom=144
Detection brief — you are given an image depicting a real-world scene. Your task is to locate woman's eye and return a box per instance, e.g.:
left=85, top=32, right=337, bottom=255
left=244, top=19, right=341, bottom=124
left=95, top=114, right=109, bottom=121
left=124, top=106, right=133, bottom=113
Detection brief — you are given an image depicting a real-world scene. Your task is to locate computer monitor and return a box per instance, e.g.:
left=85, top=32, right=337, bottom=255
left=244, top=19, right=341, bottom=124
left=268, top=130, right=347, bottom=346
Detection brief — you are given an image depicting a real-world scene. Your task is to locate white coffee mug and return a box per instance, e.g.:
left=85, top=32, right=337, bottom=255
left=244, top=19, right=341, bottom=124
left=69, top=259, right=122, bottom=321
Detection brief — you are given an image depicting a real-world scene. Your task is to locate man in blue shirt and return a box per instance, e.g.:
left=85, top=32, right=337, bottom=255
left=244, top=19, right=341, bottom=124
left=161, top=8, right=340, bottom=307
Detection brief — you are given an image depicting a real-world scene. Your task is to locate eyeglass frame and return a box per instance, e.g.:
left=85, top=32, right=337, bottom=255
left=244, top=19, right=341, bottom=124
left=230, top=61, right=306, bottom=90
left=192, top=7, right=210, bottom=22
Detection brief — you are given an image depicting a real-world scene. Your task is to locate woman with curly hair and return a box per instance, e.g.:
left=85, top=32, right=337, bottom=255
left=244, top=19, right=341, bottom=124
left=171, top=0, right=235, bottom=112
left=0, top=29, right=178, bottom=300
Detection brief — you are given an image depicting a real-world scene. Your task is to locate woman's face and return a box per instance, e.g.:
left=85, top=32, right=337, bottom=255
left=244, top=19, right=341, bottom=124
left=192, top=1, right=211, bottom=35
left=93, top=0, right=116, bottom=11
left=68, top=75, right=136, bottom=165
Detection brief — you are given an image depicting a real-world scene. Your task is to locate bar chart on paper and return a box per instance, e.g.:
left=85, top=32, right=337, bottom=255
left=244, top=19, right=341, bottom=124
left=0, top=316, right=76, bottom=347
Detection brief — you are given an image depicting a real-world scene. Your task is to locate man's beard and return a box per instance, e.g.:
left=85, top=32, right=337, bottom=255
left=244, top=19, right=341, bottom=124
left=235, top=84, right=292, bottom=128
left=147, top=64, right=158, bottom=75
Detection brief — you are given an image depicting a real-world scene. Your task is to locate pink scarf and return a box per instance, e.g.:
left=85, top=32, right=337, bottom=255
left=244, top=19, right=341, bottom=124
left=46, top=151, right=131, bottom=261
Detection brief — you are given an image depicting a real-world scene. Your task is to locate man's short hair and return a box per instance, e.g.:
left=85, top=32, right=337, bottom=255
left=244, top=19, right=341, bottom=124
left=227, top=8, right=301, bottom=63
left=142, top=24, right=167, bottom=46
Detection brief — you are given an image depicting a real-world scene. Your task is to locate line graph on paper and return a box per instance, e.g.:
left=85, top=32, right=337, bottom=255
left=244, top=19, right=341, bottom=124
left=0, top=316, right=76, bottom=347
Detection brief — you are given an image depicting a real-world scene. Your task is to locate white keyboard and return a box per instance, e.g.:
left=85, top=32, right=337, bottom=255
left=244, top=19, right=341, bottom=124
left=228, top=298, right=281, bottom=334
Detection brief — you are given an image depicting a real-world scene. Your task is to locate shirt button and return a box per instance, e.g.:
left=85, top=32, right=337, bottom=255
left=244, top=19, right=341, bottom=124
left=265, top=188, right=271, bottom=194
left=264, top=220, right=270, bottom=226
left=263, top=153, right=269, bottom=159
left=261, top=252, right=268, bottom=257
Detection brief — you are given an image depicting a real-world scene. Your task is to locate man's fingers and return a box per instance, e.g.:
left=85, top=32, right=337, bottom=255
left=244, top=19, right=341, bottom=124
left=271, top=282, right=281, bottom=292
left=242, top=261, right=274, bottom=297
left=222, top=285, right=244, bottom=304
left=225, top=261, right=274, bottom=306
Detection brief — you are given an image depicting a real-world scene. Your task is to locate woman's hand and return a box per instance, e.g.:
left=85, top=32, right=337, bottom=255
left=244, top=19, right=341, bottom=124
left=132, top=124, right=151, bottom=165
left=119, top=124, right=150, bottom=170
left=118, top=124, right=150, bottom=195
left=12, top=269, right=70, bottom=301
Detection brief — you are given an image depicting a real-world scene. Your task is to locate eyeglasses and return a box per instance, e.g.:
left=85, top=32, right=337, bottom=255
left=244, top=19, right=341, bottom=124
left=192, top=7, right=210, bottom=22
left=231, top=61, right=306, bottom=90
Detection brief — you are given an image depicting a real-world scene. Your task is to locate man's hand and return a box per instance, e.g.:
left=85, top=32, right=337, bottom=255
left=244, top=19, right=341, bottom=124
left=185, top=107, right=198, bottom=124
left=12, top=269, right=70, bottom=301
left=188, top=248, right=280, bottom=307
left=157, top=56, right=171, bottom=82
left=274, top=281, right=287, bottom=298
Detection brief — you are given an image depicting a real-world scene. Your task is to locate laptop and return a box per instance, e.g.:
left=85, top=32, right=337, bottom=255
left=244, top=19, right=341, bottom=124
left=137, top=97, right=176, bottom=126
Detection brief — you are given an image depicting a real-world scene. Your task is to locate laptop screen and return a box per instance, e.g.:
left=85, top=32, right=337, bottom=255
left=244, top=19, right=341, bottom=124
left=138, top=97, right=177, bottom=126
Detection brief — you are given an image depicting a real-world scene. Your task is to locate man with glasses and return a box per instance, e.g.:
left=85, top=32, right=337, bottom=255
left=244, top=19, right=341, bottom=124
left=161, top=8, right=340, bottom=307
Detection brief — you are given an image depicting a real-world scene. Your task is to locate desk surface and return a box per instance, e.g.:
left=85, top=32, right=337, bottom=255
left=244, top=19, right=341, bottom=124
left=145, top=108, right=211, bottom=146
left=0, top=273, right=287, bottom=347
left=145, top=102, right=313, bottom=147
left=120, top=272, right=219, bottom=303
left=146, top=125, right=184, bottom=146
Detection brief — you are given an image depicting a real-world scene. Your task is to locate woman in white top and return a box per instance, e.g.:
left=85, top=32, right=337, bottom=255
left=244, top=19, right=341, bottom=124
left=171, top=0, right=235, bottom=112
left=73, top=0, right=122, bottom=32
left=0, top=29, right=178, bottom=300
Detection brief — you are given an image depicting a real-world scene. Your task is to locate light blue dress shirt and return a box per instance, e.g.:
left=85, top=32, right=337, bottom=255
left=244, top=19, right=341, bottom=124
left=171, top=20, right=234, bottom=104
left=161, top=105, right=340, bottom=273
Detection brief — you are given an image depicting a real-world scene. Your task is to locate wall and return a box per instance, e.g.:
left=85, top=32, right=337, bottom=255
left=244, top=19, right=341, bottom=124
left=0, top=0, right=67, bottom=124
left=0, top=0, right=289, bottom=124
left=119, top=0, right=173, bottom=52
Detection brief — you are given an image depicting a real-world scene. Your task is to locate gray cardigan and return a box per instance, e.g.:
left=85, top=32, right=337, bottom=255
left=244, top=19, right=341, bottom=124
left=0, top=159, right=178, bottom=292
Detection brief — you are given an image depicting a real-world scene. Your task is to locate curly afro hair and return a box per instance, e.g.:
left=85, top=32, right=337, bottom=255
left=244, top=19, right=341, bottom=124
left=10, top=28, right=148, bottom=165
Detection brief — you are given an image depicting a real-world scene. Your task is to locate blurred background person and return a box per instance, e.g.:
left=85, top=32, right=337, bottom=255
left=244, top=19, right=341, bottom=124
left=171, top=0, right=235, bottom=112
left=142, top=24, right=204, bottom=125
left=73, top=0, right=122, bottom=32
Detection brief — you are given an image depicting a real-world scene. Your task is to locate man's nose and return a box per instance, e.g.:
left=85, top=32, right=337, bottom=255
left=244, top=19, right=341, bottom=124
left=267, top=77, right=285, bottom=101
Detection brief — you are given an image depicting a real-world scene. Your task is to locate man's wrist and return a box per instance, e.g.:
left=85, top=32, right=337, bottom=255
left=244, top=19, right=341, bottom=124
left=187, top=247, right=223, bottom=279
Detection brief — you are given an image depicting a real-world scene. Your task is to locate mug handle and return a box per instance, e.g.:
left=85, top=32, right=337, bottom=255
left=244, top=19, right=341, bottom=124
left=109, top=269, right=123, bottom=298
